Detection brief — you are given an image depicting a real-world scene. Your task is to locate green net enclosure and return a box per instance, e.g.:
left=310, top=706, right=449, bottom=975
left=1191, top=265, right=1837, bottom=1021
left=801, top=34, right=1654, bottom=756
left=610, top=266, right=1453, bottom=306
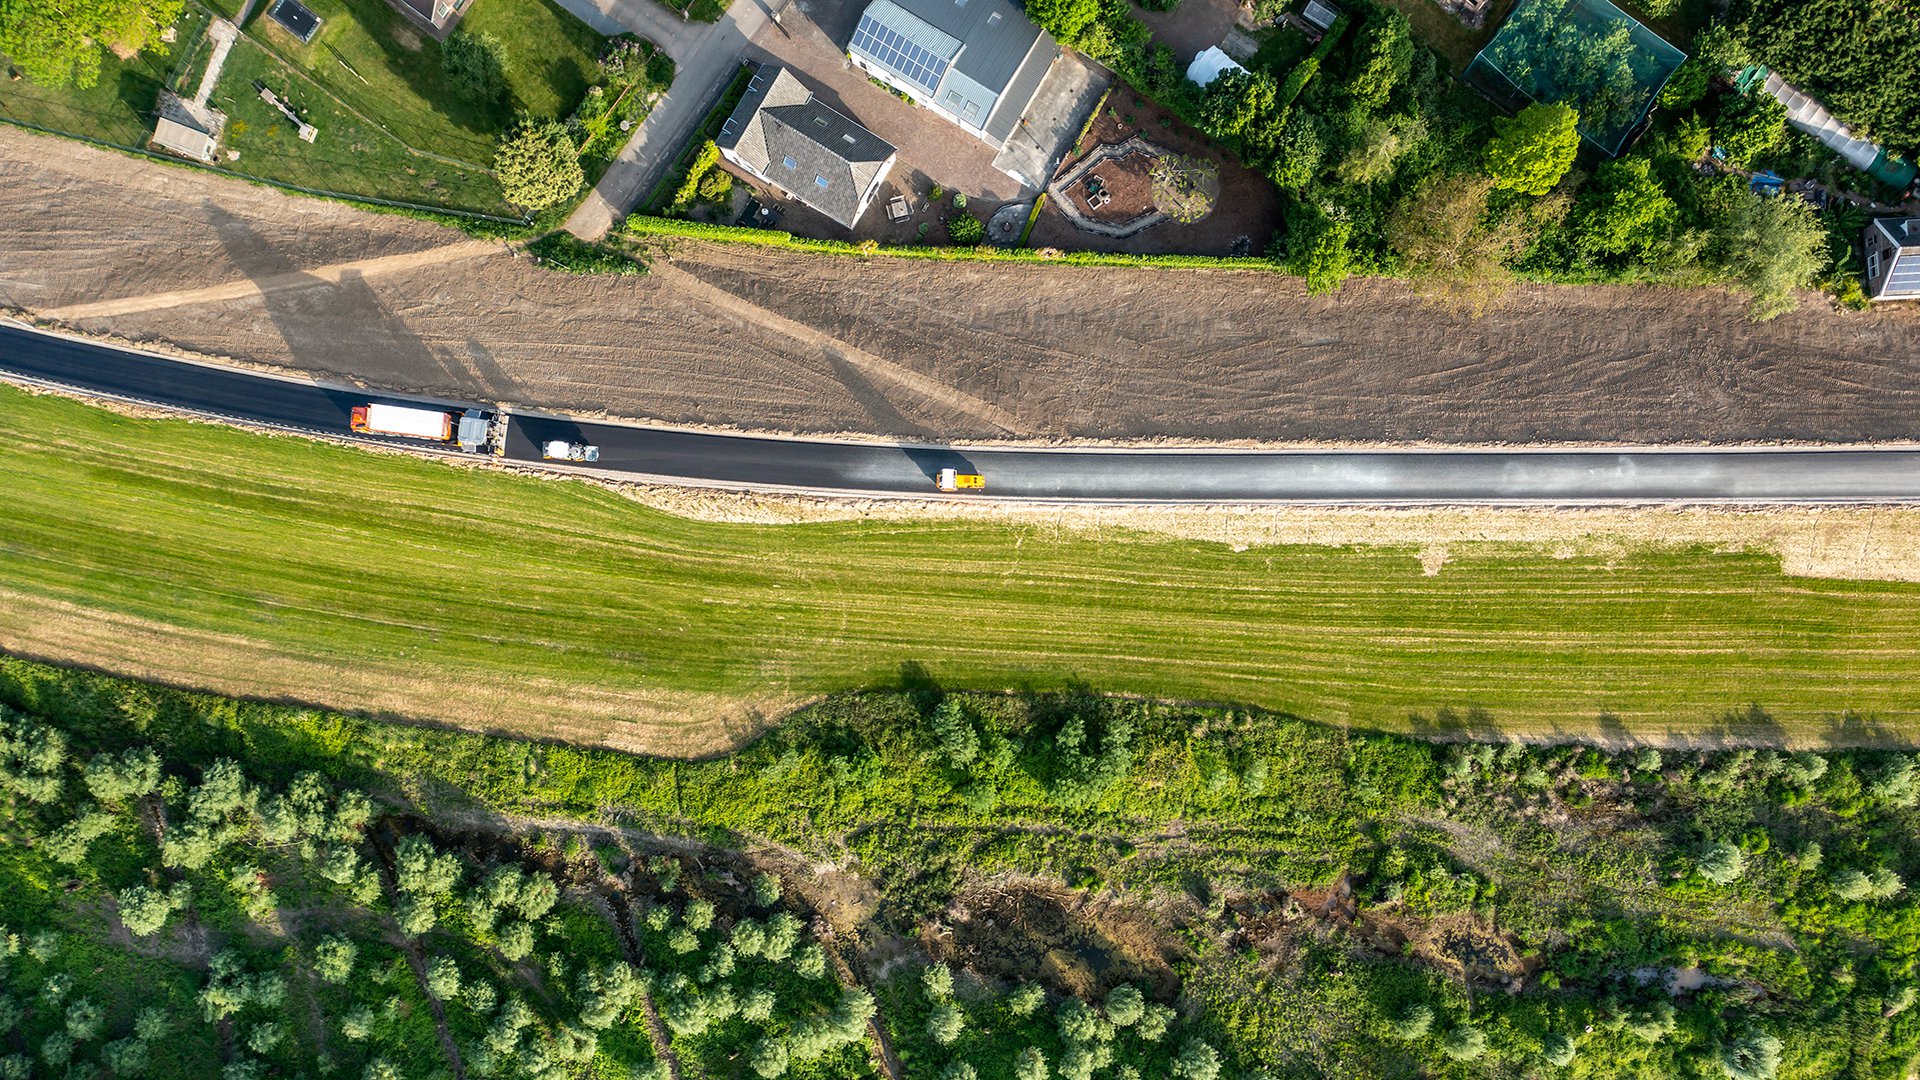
left=1466, top=0, right=1686, bottom=156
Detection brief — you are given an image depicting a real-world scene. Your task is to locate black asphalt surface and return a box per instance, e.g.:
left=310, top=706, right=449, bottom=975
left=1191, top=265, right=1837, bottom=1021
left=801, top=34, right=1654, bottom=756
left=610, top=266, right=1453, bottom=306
left=9, top=322, right=1920, bottom=503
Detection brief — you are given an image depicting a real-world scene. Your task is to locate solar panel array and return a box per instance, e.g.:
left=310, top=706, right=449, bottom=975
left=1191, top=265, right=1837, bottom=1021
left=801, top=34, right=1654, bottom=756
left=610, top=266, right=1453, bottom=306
left=1889, top=255, right=1920, bottom=296
left=851, top=14, right=950, bottom=96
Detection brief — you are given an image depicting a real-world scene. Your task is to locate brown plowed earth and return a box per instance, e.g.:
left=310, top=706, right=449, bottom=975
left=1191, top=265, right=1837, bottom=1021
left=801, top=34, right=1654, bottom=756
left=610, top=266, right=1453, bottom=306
left=5, top=125, right=1920, bottom=446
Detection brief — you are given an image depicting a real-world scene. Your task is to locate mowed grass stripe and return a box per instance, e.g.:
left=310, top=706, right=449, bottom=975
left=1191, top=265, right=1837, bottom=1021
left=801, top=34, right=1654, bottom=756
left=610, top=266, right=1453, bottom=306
left=7, top=386, right=1920, bottom=747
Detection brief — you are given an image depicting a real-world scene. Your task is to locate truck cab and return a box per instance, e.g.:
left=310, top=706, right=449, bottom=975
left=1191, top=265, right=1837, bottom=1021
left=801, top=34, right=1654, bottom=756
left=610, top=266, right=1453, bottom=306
left=936, top=468, right=985, bottom=492
left=541, top=440, right=601, bottom=463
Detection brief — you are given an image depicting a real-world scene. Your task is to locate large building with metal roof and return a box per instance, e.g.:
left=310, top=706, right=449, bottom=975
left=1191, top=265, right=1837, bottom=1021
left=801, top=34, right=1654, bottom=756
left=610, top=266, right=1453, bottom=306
left=847, top=0, right=1059, bottom=151
left=717, top=66, right=898, bottom=230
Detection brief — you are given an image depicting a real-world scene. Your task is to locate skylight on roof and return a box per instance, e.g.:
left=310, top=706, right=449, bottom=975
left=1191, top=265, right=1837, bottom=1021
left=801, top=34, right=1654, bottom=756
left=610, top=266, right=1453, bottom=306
left=782, top=156, right=797, bottom=170
left=815, top=175, right=831, bottom=189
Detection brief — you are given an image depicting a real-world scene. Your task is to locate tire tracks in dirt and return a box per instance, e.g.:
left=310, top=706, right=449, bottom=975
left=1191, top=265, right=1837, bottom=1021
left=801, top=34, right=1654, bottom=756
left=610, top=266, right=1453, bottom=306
left=37, top=240, right=504, bottom=322
left=649, top=258, right=1033, bottom=436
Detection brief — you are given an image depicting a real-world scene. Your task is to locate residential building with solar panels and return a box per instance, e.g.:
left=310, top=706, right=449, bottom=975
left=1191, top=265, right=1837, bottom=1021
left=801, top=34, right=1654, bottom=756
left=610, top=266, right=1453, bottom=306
left=1864, top=218, right=1920, bottom=303
left=847, top=0, right=1059, bottom=152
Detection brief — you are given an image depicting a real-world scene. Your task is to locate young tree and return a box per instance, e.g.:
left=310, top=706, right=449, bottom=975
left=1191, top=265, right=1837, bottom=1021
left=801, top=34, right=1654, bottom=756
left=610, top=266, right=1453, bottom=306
left=84, top=747, right=162, bottom=805
left=751, top=871, right=782, bottom=907
left=750, top=1036, right=790, bottom=1078
left=313, top=936, right=356, bottom=983
left=922, top=962, right=955, bottom=999
left=930, top=699, right=980, bottom=770
left=1171, top=1038, right=1220, bottom=1080
left=1442, top=1025, right=1488, bottom=1062
left=426, top=956, right=463, bottom=1000
left=1013, top=1047, right=1049, bottom=1080
left=1103, top=985, right=1144, bottom=1028
left=1718, top=1029, right=1782, bottom=1080
left=442, top=30, right=508, bottom=106
left=928, top=1001, right=965, bottom=1045
left=1389, top=1002, right=1434, bottom=1040
left=1287, top=203, right=1354, bottom=296
left=1696, top=840, right=1747, bottom=885
left=1542, top=1031, right=1576, bottom=1066
left=495, top=120, right=585, bottom=213
left=118, top=883, right=188, bottom=937
left=1714, top=193, right=1826, bottom=321
left=1007, top=982, right=1046, bottom=1018
left=1486, top=102, right=1581, bottom=196
left=1150, top=155, right=1219, bottom=224
left=64, top=998, right=104, bottom=1041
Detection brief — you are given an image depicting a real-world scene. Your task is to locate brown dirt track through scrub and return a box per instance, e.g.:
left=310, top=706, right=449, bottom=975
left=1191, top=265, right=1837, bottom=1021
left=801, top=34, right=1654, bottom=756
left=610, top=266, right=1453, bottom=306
left=6, top=126, right=1920, bottom=448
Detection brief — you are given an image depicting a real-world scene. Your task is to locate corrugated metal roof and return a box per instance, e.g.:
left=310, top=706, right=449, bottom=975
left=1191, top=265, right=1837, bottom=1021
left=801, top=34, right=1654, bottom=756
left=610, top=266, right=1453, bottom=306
left=983, top=36, right=1053, bottom=144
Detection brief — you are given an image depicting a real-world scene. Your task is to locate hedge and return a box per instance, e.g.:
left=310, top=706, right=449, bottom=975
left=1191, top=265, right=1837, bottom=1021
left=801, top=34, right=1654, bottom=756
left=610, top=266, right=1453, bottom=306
left=1278, top=14, right=1353, bottom=110
left=622, top=215, right=1284, bottom=272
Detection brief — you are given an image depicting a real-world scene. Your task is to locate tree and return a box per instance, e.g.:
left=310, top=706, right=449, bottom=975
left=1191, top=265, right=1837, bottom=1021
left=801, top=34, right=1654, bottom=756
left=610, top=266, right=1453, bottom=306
left=1008, top=983, right=1046, bottom=1017
left=426, top=956, right=462, bottom=1000
left=1698, top=840, right=1747, bottom=885
left=1135, top=1003, right=1175, bottom=1042
left=1267, top=113, right=1324, bottom=190
left=1719, top=1029, right=1782, bottom=1080
left=1388, top=174, right=1526, bottom=311
left=1287, top=204, right=1354, bottom=296
left=1104, top=985, right=1144, bottom=1027
left=65, top=998, right=104, bottom=1041
left=1024, top=0, right=1100, bottom=44
left=1542, top=1031, right=1576, bottom=1066
left=751, top=871, right=782, bottom=906
left=931, top=700, right=980, bottom=770
left=1335, top=113, right=1424, bottom=186
left=0, top=714, right=68, bottom=804
left=1013, top=1047, right=1049, bottom=1080
left=1486, top=102, right=1580, bottom=196
left=442, top=30, right=508, bottom=106
left=1715, top=92, right=1787, bottom=168
left=495, top=119, right=585, bottom=213
left=84, top=747, right=162, bottom=805
left=923, top=963, right=955, bottom=999
left=1442, top=1025, right=1487, bottom=1061
left=1171, top=1038, right=1220, bottom=1080
left=1571, top=157, right=1680, bottom=260
left=1389, top=1003, right=1433, bottom=1040
left=118, top=883, right=187, bottom=937
left=1714, top=192, right=1826, bottom=321
left=1343, top=9, right=1412, bottom=111
left=1199, top=70, right=1278, bottom=143
left=313, top=936, right=356, bottom=983
left=928, top=1001, right=965, bottom=1045
left=750, top=1036, right=789, bottom=1078
left=1150, top=155, right=1219, bottom=224
left=0, top=0, right=184, bottom=88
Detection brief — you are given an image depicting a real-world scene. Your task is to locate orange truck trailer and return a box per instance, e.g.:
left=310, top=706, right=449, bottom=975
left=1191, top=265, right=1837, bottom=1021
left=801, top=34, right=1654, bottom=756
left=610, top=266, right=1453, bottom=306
left=936, top=468, right=985, bottom=492
left=350, top=403, right=494, bottom=452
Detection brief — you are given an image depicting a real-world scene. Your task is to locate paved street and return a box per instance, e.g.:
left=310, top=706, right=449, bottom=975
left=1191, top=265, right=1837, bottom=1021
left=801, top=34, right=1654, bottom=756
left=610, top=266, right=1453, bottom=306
left=11, top=321, right=1920, bottom=505
left=563, top=0, right=771, bottom=238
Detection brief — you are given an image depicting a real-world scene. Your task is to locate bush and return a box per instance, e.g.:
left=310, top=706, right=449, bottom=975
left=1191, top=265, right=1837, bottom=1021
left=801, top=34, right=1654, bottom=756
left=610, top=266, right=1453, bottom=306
left=526, top=232, right=646, bottom=276
left=496, top=120, right=586, bottom=213
left=1542, top=1031, right=1576, bottom=1066
left=947, top=213, right=985, bottom=246
left=923, top=963, right=954, bottom=999
left=1389, top=1002, right=1433, bottom=1040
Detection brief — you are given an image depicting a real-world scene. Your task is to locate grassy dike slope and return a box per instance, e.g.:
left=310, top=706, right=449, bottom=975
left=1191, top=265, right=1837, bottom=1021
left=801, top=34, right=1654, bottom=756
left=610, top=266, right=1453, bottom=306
left=5, top=385, right=1920, bottom=750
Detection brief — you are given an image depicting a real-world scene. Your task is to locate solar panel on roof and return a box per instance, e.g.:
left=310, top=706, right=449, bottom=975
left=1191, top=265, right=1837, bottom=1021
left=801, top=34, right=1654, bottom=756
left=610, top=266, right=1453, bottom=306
left=851, top=12, right=950, bottom=96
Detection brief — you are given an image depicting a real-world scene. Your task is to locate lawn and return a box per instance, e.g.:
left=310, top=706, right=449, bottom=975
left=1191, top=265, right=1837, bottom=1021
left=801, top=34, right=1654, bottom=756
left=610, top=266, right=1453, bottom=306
left=0, top=7, right=210, bottom=146
left=8, top=387, right=1920, bottom=753
left=242, top=0, right=608, bottom=166
left=209, top=40, right=514, bottom=212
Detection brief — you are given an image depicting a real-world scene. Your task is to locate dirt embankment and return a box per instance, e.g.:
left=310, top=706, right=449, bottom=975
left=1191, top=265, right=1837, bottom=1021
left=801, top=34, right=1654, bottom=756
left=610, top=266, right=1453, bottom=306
left=5, top=125, right=1920, bottom=448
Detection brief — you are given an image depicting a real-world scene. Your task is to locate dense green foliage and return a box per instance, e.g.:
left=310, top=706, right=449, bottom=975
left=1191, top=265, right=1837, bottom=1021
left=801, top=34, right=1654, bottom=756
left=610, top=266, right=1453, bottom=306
left=494, top=118, right=586, bottom=213
left=1731, top=0, right=1920, bottom=154
left=4, top=654, right=1920, bottom=1078
left=1485, top=102, right=1581, bottom=195
left=0, top=0, right=181, bottom=88
left=526, top=231, right=648, bottom=275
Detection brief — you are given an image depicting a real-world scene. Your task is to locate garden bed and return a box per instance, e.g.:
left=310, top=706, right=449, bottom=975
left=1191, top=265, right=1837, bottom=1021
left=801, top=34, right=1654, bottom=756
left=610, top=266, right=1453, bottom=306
left=1029, top=81, right=1282, bottom=256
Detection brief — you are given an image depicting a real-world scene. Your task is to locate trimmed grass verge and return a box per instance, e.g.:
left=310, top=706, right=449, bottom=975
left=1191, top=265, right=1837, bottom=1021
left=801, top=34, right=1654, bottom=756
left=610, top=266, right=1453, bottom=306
left=7, top=387, right=1920, bottom=750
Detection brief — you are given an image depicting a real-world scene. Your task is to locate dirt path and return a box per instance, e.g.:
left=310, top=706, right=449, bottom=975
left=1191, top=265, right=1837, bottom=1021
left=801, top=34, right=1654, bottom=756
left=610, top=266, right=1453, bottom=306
left=8, top=126, right=1920, bottom=449
left=39, top=240, right=502, bottom=321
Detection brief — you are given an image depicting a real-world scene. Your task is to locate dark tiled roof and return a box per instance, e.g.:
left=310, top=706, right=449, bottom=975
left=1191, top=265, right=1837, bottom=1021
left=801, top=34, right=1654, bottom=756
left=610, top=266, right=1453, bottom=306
left=717, top=68, right=896, bottom=228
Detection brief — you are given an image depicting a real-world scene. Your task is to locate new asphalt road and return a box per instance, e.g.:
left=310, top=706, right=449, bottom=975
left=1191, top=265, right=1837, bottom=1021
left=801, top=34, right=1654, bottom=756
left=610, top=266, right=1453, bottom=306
left=7, top=322, right=1920, bottom=504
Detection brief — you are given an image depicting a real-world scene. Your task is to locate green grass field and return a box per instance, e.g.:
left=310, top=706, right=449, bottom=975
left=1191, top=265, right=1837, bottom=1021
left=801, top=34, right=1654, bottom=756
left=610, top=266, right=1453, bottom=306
left=7, top=386, right=1920, bottom=751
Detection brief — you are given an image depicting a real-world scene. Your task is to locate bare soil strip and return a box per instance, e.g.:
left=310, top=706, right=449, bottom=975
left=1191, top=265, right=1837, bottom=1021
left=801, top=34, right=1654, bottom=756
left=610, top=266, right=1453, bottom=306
left=7, top=126, right=1920, bottom=448
left=38, top=240, right=503, bottom=321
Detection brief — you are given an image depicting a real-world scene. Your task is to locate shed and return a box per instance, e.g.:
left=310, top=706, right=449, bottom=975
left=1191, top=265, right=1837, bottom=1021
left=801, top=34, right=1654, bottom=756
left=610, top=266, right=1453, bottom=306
left=1302, top=0, right=1341, bottom=31
left=151, top=92, right=225, bottom=163
left=1185, top=45, right=1246, bottom=88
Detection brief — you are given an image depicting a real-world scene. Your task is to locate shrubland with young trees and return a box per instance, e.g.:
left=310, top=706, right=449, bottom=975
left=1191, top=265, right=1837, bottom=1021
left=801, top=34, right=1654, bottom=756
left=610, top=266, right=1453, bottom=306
left=3, top=652, right=1920, bottom=1078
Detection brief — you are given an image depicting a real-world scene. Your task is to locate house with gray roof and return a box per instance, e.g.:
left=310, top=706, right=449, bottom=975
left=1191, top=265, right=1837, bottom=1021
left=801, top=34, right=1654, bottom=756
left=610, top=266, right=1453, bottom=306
left=1865, top=218, right=1920, bottom=302
left=847, top=0, right=1059, bottom=152
left=717, top=67, right=899, bottom=230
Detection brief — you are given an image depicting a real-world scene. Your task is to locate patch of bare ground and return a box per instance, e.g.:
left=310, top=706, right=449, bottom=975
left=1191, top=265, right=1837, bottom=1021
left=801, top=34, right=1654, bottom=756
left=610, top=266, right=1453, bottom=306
left=7, top=126, right=1920, bottom=447
left=925, top=878, right=1190, bottom=1001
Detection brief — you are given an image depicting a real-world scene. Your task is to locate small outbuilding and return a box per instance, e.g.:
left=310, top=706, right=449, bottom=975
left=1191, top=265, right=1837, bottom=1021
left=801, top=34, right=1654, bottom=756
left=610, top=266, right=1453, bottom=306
left=150, top=91, right=225, bottom=163
left=1865, top=217, right=1920, bottom=302
left=1185, top=45, right=1246, bottom=88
